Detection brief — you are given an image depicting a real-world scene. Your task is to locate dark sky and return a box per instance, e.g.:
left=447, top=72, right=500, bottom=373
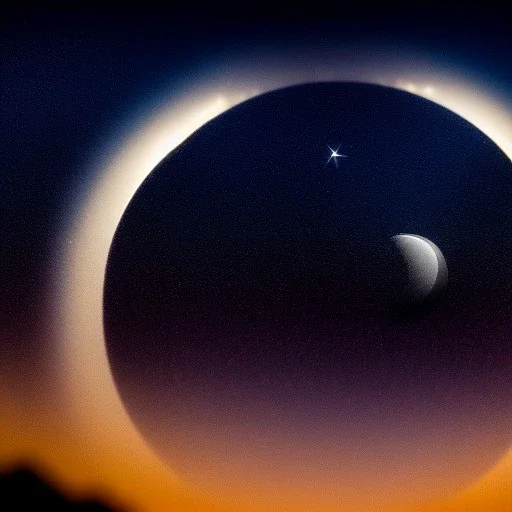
left=1, top=2, right=511, bottom=390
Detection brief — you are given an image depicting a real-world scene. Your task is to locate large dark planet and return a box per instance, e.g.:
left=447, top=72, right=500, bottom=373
left=104, top=83, right=511, bottom=510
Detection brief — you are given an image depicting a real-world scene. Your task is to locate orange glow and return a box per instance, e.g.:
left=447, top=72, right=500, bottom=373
left=2, top=385, right=510, bottom=512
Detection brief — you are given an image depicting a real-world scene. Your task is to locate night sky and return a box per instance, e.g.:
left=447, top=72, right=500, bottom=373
left=1, top=4, right=512, bottom=512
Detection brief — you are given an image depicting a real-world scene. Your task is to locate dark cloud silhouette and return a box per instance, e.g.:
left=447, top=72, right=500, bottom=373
left=0, top=464, right=125, bottom=511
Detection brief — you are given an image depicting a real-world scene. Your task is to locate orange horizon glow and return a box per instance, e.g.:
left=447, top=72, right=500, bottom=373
left=1, top=404, right=511, bottom=512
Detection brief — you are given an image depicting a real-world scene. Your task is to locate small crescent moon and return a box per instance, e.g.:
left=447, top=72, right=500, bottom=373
left=392, top=234, right=448, bottom=301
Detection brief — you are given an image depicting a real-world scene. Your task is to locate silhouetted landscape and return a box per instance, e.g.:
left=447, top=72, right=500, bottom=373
left=0, top=464, right=125, bottom=511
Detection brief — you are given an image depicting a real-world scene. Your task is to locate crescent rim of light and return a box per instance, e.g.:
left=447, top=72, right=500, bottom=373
left=393, top=233, right=448, bottom=298
left=53, top=51, right=512, bottom=507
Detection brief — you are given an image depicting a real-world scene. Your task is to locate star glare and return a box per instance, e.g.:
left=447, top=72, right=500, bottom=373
left=327, top=144, right=347, bottom=168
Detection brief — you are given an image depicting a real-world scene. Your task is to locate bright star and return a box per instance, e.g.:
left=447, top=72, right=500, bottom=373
left=327, top=144, right=347, bottom=168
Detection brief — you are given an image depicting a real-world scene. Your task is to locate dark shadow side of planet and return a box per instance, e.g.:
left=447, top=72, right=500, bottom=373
left=103, top=82, right=512, bottom=506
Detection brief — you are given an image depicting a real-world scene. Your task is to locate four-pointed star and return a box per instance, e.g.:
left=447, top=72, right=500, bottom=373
left=327, top=144, right=347, bottom=168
